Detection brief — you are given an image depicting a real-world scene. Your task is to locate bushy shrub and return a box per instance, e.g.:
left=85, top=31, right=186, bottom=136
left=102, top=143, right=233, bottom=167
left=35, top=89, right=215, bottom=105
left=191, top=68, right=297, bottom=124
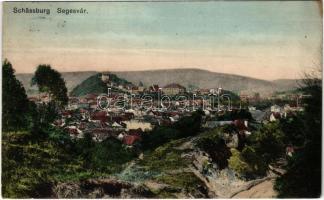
left=74, top=136, right=137, bottom=173
left=139, top=139, right=188, bottom=173
left=247, top=122, right=285, bottom=165
left=195, top=129, right=231, bottom=170
left=241, top=146, right=267, bottom=176
left=228, top=148, right=251, bottom=177
left=142, top=110, right=204, bottom=150
left=228, top=146, right=267, bottom=179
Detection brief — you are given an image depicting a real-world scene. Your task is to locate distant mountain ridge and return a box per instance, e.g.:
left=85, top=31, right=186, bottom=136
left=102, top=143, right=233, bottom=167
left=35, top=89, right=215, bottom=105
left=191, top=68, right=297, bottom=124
left=16, top=68, right=301, bottom=96
left=112, top=68, right=301, bottom=95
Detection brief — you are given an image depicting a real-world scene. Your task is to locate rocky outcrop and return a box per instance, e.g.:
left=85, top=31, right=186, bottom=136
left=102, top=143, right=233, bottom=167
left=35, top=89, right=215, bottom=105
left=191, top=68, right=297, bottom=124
left=180, top=139, right=276, bottom=198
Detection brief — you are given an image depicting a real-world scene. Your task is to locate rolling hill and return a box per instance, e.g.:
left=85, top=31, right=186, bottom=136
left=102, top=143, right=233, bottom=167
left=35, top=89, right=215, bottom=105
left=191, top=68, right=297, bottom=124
left=113, top=69, right=300, bottom=95
left=16, top=69, right=300, bottom=96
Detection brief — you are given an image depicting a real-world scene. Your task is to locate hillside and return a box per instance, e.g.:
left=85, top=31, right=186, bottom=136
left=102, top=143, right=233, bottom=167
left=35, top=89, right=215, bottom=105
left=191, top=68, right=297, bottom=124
left=3, top=128, right=276, bottom=198
left=113, top=69, right=298, bottom=95
left=70, top=73, right=132, bottom=97
left=69, top=73, right=107, bottom=97
left=272, top=79, right=301, bottom=91
left=17, top=69, right=300, bottom=96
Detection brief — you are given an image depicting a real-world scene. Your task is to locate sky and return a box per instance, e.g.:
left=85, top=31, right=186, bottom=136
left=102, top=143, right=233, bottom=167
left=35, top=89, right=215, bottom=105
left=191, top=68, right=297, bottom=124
left=2, top=1, right=323, bottom=80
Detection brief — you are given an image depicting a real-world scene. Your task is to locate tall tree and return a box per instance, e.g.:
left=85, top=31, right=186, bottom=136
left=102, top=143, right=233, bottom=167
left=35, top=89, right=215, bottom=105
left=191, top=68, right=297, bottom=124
left=2, top=59, right=29, bottom=131
left=32, top=65, right=68, bottom=106
left=274, top=72, right=322, bottom=197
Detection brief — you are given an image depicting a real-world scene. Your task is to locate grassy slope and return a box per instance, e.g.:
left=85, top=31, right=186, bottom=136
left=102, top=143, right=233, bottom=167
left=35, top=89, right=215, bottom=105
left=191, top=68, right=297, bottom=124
left=2, top=131, right=83, bottom=198
left=140, top=139, right=207, bottom=198
left=1, top=130, right=136, bottom=198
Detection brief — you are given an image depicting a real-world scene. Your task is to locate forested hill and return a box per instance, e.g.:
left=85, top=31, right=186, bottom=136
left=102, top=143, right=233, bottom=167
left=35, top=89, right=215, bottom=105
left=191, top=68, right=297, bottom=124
left=69, top=73, right=132, bottom=97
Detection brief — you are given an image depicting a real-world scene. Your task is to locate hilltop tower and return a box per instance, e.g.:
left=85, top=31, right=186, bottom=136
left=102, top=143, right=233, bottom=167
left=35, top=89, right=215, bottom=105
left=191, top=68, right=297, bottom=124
left=101, top=73, right=110, bottom=83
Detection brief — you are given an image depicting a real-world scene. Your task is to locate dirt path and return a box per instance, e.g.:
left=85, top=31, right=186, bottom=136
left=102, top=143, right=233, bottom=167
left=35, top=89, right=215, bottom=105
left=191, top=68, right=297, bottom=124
left=232, top=179, right=277, bottom=198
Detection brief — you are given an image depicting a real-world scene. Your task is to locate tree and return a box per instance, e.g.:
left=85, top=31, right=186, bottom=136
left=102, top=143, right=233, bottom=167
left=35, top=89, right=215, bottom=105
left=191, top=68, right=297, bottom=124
left=195, top=130, right=231, bottom=170
left=274, top=72, right=322, bottom=197
left=142, top=110, right=204, bottom=150
left=2, top=59, right=29, bottom=131
left=173, top=109, right=204, bottom=137
left=247, top=122, right=285, bottom=165
left=32, top=65, right=68, bottom=106
left=35, top=102, right=59, bottom=127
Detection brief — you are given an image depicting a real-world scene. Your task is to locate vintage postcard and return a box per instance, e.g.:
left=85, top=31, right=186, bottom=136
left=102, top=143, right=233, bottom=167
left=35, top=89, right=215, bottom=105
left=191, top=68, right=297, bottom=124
left=1, top=1, right=322, bottom=198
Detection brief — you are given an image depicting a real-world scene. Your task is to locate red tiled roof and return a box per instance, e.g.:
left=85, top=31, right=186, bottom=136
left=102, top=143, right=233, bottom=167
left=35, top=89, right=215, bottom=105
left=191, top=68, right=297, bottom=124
left=233, top=120, right=248, bottom=131
left=67, top=128, right=78, bottom=135
left=62, top=111, right=72, bottom=116
left=91, top=111, right=108, bottom=122
left=123, top=135, right=141, bottom=145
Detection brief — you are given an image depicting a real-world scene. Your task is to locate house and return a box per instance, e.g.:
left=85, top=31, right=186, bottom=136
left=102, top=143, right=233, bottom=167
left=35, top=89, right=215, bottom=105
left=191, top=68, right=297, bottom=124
left=91, top=111, right=109, bottom=122
left=117, top=132, right=125, bottom=141
left=250, top=109, right=266, bottom=123
left=28, top=96, right=40, bottom=103
left=233, top=119, right=251, bottom=135
left=112, top=121, right=122, bottom=128
left=67, top=104, right=78, bottom=110
left=239, top=94, right=250, bottom=102
left=271, top=105, right=282, bottom=113
left=169, top=116, right=178, bottom=123
left=53, top=119, right=65, bottom=127
left=78, top=122, right=87, bottom=130
left=123, top=135, right=141, bottom=146
left=65, top=126, right=83, bottom=139
left=62, top=111, right=72, bottom=118
left=197, top=89, right=211, bottom=95
left=131, top=86, right=139, bottom=94
left=270, top=112, right=281, bottom=122
left=148, top=84, right=160, bottom=93
left=203, top=120, right=232, bottom=129
left=286, top=145, right=295, bottom=157
left=78, top=102, right=90, bottom=109
left=163, top=83, right=186, bottom=95
left=90, top=102, right=98, bottom=109
left=124, top=119, right=153, bottom=131
left=248, top=106, right=256, bottom=111
left=234, top=119, right=248, bottom=129
left=131, top=86, right=144, bottom=94
left=124, top=112, right=135, bottom=120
